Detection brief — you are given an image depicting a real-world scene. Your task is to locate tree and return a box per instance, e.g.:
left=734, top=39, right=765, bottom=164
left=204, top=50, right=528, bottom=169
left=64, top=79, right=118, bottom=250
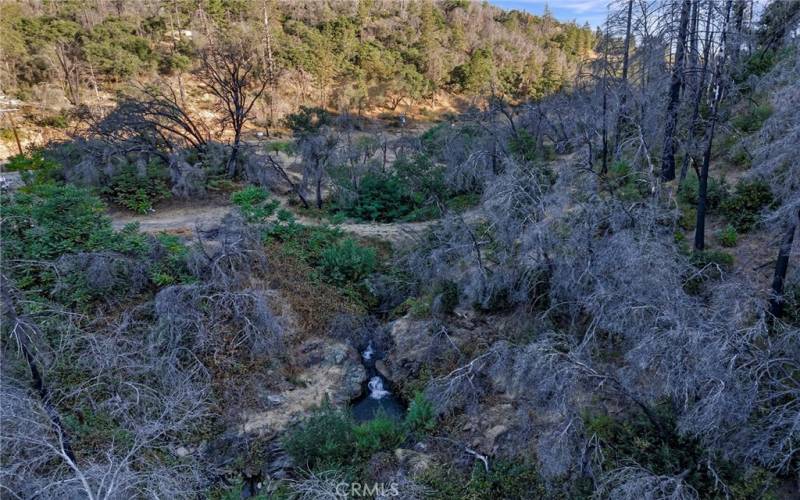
left=659, top=0, right=692, bottom=182
left=198, top=26, right=268, bottom=177
left=695, top=0, right=734, bottom=251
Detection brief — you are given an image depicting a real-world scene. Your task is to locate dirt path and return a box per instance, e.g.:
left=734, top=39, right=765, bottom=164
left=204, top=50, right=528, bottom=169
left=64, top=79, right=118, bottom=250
left=109, top=195, right=454, bottom=243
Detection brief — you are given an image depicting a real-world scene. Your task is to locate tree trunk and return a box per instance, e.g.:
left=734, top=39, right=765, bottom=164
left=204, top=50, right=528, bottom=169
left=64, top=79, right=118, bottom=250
left=660, top=0, right=692, bottom=182
left=0, top=276, right=77, bottom=463
left=601, top=22, right=610, bottom=175
left=769, top=210, right=799, bottom=318
left=694, top=0, right=733, bottom=251
left=679, top=1, right=714, bottom=183
left=227, top=132, right=241, bottom=178
left=613, top=0, right=634, bottom=155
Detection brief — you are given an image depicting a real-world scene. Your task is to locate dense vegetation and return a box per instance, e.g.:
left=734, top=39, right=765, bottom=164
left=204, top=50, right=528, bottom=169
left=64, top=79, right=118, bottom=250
left=2, top=0, right=800, bottom=499
left=1, top=0, right=593, bottom=116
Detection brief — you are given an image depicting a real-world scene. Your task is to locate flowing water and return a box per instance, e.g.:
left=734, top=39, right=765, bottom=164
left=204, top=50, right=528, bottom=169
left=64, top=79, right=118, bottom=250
left=351, top=341, right=406, bottom=422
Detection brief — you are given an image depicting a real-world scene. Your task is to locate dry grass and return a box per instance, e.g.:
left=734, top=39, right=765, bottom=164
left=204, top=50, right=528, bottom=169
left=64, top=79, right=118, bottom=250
left=264, top=243, right=364, bottom=338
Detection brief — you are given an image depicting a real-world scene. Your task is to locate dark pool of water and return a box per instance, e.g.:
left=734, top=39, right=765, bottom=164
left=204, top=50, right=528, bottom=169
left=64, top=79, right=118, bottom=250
left=350, top=342, right=406, bottom=422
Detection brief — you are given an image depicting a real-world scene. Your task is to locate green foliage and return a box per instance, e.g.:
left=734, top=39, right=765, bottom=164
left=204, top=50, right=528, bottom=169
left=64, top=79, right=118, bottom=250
left=6, top=150, right=60, bottom=183
left=35, top=111, right=70, bottom=129
left=678, top=173, right=729, bottom=210
left=63, top=408, right=134, bottom=451
left=353, top=414, right=405, bottom=456
left=231, top=186, right=279, bottom=222
left=1, top=183, right=117, bottom=262
left=450, top=48, right=493, bottom=94
left=446, top=192, right=480, bottom=212
left=606, top=161, right=650, bottom=201
left=337, top=172, right=417, bottom=222
left=284, top=106, right=331, bottom=135
left=149, top=233, right=193, bottom=286
left=584, top=405, right=776, bottom=498
left=318, top=238, right=377, bottom=286
left=678, top=205, right=697, bottom=231
left=404, top=392, right=436, bottom=433
left=104, top=161, right=171, bottom=213
left=716, top=224, right=738, bottom=248
left=783, top=284, right=800, bottom=326
left=691, top=249, right=734, bottom=271
left=737, top=50, right=778, bottom=81
left=333, top=153, right=461, bottom=223
left=419, top=460, right=545, bottom=500
left=284, top=402, right=358, bottom=470
left=731, top=103, right=773, bottom=134
left=283, top=402, right=403, bottom=472
left=0, top=184, right=153, bottom=304
left=266, top=140, right=297, bottom=155
left=84, top=18, right=156, bottom=79
left=720, top=179, right=773, bottom=232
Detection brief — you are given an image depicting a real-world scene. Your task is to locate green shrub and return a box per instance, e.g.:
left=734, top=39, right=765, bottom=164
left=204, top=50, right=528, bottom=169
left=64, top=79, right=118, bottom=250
left=266, top=140, right=297, bottom=155
left=678, top=205, right=697, bottom=231
left=6, top=150, right=60, bottom=183
left=606, top=161, right=650, bottom=201
left=337, top=171, right=417, bottom=222
left=404, top=392, right=436, bottom=434
left=783, top=284, right=800, bottom=326
left=419, top=460, right=545, bottom=500
left=231, top=186, right=279, bottom=222
left=35, top=111, right=70, bottom=129
left=149, top=233, right=192, bottom=286
left=731, top=103, right=773, bottom=134
left=446, top=192, right=480, bottom=212
left=104, top=161, right=171, bottom=213
left=433, top=280, right=459, bottom=315
left=584, top=405, right=776, bottom=498
left=720, top=179, right=773, bottom=232
left=353, top=414, right=404, bottom=457
left=716, top=224, right=738, bottom=247
left=284, top=403, right=403, bottom=472
left=283, top=402, right=356, bottom=470
left=678, top=173, right=728, bottom=210
left=318, top=238, right=377, bottom=286
left=1, top=183, right=117, bottom=262
left=284, top=106, right=331, bottom=135
left=0, top=184, right=149, bottom=301
left=691, top=249, right=734, bottom=271
left=737, top=50, right=777, bottom=81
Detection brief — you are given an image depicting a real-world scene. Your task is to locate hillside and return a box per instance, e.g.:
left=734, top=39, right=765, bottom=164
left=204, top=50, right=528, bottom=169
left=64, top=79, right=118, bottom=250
left=0, top=0, right=594, bottom=160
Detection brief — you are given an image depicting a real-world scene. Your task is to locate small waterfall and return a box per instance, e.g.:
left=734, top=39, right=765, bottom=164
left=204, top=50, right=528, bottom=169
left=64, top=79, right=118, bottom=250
left=368, top=376, right=391, bottom=400
left=362, top=342, right=374, bottom=361
left=352, top=337, right=406, bottom=421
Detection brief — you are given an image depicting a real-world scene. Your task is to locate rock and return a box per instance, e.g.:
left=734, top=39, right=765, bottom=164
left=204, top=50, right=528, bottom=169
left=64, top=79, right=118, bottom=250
left=394, top=448, right=435, bottom=478
left=383, top=315, right=434, bottom=382
left=175, top=446, right=190, bottom=457
left=241, top=339, right=366, bottom=435
left=374, top=359, right=390, bottom=379
left=266, top=395, right=284, bottom=405
left=485, top=424, right=508, bottom=451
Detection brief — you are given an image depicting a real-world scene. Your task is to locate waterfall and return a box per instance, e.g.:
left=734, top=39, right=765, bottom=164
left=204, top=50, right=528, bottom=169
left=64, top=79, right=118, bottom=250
left=362, top=342, right=374, bottom=361
left=368, top=376, right=391, bottom=400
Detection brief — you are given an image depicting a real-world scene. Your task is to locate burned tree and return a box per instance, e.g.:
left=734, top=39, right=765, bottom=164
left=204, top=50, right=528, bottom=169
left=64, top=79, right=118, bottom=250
left=198, top=28, right=268, bottom=178
left=660, top=0, right=692, bottom=181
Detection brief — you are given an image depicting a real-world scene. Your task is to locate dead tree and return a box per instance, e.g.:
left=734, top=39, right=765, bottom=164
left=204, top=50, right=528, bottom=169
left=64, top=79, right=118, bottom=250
left=198, top=30, right=268, bottom=177
left=695, top=0, right=734, bottom=251
left=679, top=2, right=715, bottom=183
left=613, top=0, right=635, bottom=156
left=660, top=0, right=692, bottom=181
left=98, top=83, right=209, bottom=153
left=769, top=209, right=799, bottom=318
